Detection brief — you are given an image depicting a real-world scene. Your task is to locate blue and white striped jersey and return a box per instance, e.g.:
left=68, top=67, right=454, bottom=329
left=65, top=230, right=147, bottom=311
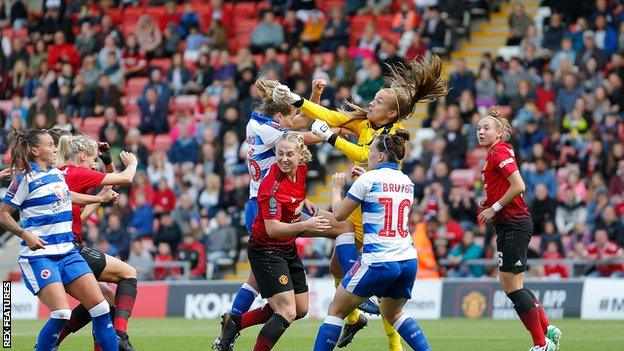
left=2, top=162, right=74, bottom=257
left=346, top=163, right=417, bottom=265
left=245, top=112, right=287, bottom=199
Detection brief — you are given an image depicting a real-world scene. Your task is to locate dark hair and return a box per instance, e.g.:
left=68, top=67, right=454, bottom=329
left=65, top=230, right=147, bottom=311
left=376, top=129, right=411, bottom=162
left=48, top=128, right=72, bottom=147
left=8, top=128, right=50, bottom=175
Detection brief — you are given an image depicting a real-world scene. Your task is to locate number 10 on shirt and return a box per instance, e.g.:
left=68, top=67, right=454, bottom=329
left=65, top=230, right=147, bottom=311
left=378, top=198, right=411, bottom=238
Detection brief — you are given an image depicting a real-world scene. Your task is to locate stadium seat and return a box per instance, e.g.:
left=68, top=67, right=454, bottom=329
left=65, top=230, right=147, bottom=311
left=466, top=148, right=487, bottom=169
left=149, top=58, right=172, bottom=72
left=450, top=169, right=477, bottom=189
left=376, top=14, right=394, bottom=29
left=123, top=7, right=145, bottom=23
left=80, top=117, right=106, bottom=139
left=124, top=78, right=148, bottom=97
left=173, top=95, right=198, bottom=113
left=234, top=2, right=258, bottom=19
left=146, top=6, right=166, bottom=19
left=350, top=15, right=373, bottom=33
left=140, top=134, right=155, bottom=151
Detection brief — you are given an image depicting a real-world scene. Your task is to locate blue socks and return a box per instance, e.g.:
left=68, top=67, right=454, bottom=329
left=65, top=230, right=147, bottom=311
left=230, top=282, right=259, bottom=317
left=335, top=233, right=358, bottom=275
left=394, top=315, right=431, bottom=351
left=36, top=309, right=71, bottom=351
left=89, top=301, right=119, bottom=351
left=313, top=315, right=344, bottom=351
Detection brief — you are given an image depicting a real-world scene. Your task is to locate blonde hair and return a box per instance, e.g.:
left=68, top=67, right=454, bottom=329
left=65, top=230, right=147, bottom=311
left=342, top=55, right=448, bottom=121
left=57, top=134, right=99, bottom=165
left=276, top=132, right=312, bottom=163
left=481, top=106, right=513, bottom=141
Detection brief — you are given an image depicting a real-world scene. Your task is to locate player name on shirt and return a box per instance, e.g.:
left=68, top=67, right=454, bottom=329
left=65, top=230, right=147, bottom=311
left=379, top=182, right=414, bottom=194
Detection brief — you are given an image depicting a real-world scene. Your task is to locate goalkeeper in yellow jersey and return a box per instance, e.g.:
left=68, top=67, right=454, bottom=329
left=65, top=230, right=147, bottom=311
left=273, top=55, right=447, bottom=350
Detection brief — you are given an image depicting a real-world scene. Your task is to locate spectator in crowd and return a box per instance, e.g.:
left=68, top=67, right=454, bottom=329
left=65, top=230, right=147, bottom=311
left=168, top=123, right=199, bottom=165
left=139, top=87, right=169, bottom=134
left=556, top=188, right=588, bottom=236
left=178, top=3, right=199, bottom=39
left=422, top=6, right=446, bottom=50
left=447, top=230, right=484, bottom=278
left=392, top=1, right=420, bottom=33
left=103, top=213, right=130, bottom=260
left=128, top=192, right=155, bottom=240
left=250, top=10, right=284, bottom=54
left=154, top=242, right=178, bottom=280
left=122, top=34, right=147, bottom=78
left=98, top=106, right=126, bottom=145
left=543, top=241, right=569, bottom=278
left=172, top=194, right=200, bottom=235
left=506, top=1, right=533, bottom=46
left=448, top=58, right=475, bottom=104
left=125, top=128, right=149, bottom=168
left=27, top=87, right=55, bottom=126
left=154, top=212, right=182, bottom=254
left=177, top=231, right=207, bottom=279
left=585, top=228, right=624, bottom=278
left=355, top=63, right=383, bottom=104
left=550, top=38, right=576, bottom=73
left=319, top=6, right=349, bottom=53
left=167, top=53, right=192, bottom=95
left=596, top=205, right=624, bottom=248
left=475, top=68, right=497, bottom=108
left=47, top=31, right=80, bottom=70
left=94, top=75, right=123, bottom=115
left=135, top=14, right=163, bottom=59
left=127, top=240, right=155, bottom=281
left=576, top=30, right=609, bottom=70
left=206, top=210, right=238, bottom=279
left=542, top=12, right=566, bottom=52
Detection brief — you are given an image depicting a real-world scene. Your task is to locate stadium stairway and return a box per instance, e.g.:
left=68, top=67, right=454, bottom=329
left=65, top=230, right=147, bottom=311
left=450, top=0, right=540, bottom=73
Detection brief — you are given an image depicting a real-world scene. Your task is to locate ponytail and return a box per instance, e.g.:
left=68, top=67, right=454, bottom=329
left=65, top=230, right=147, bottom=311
left=376, top=129, right=411, bottom=162
left=8, top=128, right=49, bottom=175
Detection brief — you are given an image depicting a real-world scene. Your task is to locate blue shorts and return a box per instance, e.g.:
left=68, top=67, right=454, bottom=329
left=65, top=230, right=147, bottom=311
left=245, top=197, right=259, bottom=233
left=341, top=258, right=418, bottom=300
left=18, top=249, right=93, bottom=295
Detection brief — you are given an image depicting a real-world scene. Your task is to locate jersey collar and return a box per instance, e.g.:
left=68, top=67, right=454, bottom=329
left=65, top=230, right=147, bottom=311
left=29, top=161, right=53, bottom=172
left=374, top=162, right=399, bottom=170
left=251, top=112, right=276, bottom=124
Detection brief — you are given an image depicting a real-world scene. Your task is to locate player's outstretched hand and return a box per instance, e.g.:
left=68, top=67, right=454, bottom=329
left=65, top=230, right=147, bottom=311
left=331, top=172, right=346, bottom=190
left=311, top=120, right=334, bottom=141
left=303, top=215, right=331, bottom=232
left=272, top=84, right=302, bottom=104
left=22, top=230, right=46, bottom=251
left=350, top=166, right=366, bottom=178
left=119, top=151, right=138, bottom=166
left=478, top=207, right=495, bottom=223
left=312, top=79, right=326, bottom=94
left=98, top=142, right=113, bottom=166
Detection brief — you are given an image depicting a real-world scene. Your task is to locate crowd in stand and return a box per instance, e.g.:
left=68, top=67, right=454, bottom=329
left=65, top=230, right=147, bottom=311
left=0, top=0, right=623, bottom=281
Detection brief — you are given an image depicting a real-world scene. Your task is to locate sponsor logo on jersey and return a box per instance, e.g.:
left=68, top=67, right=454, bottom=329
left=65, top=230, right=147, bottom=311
left=498, top=157, right=514, bottom=168
left=269, top=197, right=278, bottom=216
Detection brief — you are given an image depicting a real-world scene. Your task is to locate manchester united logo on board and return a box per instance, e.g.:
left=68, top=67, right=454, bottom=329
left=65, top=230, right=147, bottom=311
left=462, top=291, right=487, bottom=319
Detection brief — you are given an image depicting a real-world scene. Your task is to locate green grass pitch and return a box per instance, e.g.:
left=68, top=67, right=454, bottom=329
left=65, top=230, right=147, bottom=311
left=9, top=318, right=624, bottom=350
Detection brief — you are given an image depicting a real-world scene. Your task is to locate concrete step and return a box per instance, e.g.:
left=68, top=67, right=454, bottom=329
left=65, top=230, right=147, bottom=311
left=472, top=31, right=508, bottom=39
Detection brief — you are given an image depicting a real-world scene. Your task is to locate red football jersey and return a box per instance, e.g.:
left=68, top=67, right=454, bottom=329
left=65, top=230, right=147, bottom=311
left=481, top=141, right=531, bottom=224
left=250, top=163, right=307, bottom=249
left=59, top=165, right=106, bottom=242
left=586, top=242, right=624, bottom=276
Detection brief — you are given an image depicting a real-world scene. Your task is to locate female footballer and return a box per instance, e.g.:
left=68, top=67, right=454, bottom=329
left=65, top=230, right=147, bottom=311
left=273, top=56, right=447, bottom=349
left=215, top=78, right=355, bottom=351
left=313, top=130, right=430, bottom=351
left=0, top=129, right=118, bottom=351
left=54, top=134, right=139, bottom=350
left=476, top=108, right=561, bottom=351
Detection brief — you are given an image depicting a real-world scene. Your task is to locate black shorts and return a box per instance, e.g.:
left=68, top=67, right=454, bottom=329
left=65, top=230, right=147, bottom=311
left=495, top=219, right=532, bottom=274
left=75, top=243, right=107, bottom=279
left=248, top=244, right=308, bottom=298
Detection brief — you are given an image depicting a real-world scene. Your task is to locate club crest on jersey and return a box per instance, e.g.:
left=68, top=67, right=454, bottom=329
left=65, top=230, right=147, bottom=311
left=40, top=270, right=51, bottom=279
left=269, top=197, right=278, bottom=216
left=278, top=274, right=289, bottom=285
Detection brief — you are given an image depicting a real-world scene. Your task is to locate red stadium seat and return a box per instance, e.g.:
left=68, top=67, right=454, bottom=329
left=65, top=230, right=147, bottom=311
left=234, top=19, right=259, bottom=36
left=107, top=8, right=123, bottom=24
left=150, top=58, right=172, bottom=72
left=140, top=134, right=155, bottom=151
left=376, top=14, right=394, bottom=29
left=146, top=6, right=166, bottom=19
left=80, top=117, right=106, bottom=139
left=350, top=15, right=373, bottom=32
left=234, top=2, right=258, bottom=19
left=450, top=169, right=476, bottom=189
left=173, top=95, right=198, bottom=113
left=124, top=78, right=148, bottom=97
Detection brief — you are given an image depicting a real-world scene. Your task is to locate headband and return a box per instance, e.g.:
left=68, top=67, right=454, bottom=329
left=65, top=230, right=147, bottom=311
left=483, top=115, right=504, bottom=129
left=390, top=88, right=401, bottom=117
left=382, top=134, right=399, bottom=162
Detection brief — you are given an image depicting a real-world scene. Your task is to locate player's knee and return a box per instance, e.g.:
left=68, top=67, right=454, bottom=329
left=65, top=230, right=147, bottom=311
left=381, top=309, right=401, bottom=325
left=296, top=304, right=308, bottom=319
left=123, top=265, right=138, bottom=279
left=100, top=284, right=116, bottom=305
